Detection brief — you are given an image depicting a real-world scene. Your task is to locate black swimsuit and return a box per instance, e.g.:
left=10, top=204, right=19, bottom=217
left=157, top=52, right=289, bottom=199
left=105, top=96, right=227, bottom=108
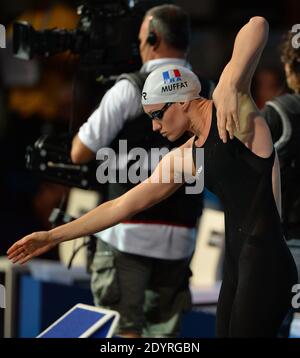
left=193, top=104, right=298, bottom=337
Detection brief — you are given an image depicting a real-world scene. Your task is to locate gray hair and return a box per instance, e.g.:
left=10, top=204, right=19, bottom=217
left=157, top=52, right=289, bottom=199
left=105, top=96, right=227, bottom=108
left=146, top=4, right=190, bottom=52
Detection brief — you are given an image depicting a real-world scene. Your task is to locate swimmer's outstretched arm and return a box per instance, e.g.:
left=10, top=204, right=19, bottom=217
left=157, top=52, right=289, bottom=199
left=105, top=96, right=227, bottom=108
left=213, top=16, right=269, bottom=142
left=7, top=143, right=194, bottom=264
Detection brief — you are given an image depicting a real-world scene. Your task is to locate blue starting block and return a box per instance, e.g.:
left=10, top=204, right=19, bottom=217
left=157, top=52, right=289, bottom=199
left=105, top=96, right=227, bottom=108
left=37, top=304, right=120, bottom=338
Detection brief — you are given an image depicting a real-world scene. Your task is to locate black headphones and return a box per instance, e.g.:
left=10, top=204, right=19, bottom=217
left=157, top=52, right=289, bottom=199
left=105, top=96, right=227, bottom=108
left=147, top=31, right=157, bottom=46
left=146, top=17, right=157, bottom=46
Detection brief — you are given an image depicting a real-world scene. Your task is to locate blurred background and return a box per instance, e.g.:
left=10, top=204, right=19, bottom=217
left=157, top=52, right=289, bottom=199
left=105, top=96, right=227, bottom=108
left=0, top=0, right=299, bottom=338
left=0, top=0, right=298, bottom=256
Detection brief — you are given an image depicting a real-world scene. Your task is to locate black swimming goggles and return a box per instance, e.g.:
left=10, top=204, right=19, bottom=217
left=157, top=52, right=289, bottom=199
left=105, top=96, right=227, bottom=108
left=147, top=102, right=173, bottom=120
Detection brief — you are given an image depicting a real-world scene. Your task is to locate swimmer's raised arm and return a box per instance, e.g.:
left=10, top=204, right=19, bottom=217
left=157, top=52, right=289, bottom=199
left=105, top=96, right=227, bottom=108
left=220, top=16, right=269, bottom=92
left=213, top=17, right=269, bottom=142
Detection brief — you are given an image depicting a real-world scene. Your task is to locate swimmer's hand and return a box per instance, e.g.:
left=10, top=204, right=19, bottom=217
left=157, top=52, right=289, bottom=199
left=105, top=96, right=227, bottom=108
left=7, top=231, right=56, bottom=265
left=212, top=83, right=240, bottom=143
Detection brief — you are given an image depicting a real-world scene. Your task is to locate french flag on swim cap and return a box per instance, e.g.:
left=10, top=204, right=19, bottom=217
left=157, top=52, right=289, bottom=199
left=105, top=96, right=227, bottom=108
left=142, top=64, right=201, bottom=105
left=162, top=69, right=182, bottom=84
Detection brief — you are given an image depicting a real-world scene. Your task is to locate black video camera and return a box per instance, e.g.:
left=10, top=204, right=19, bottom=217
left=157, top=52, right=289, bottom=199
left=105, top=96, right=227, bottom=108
left=14, top=0, right=170, bottom=190
left=13, top=0, right=165, bottom=76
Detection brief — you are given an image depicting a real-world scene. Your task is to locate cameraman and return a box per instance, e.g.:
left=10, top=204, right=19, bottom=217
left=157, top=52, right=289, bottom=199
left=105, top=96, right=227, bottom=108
left=71, top=4, right=207, bottom=338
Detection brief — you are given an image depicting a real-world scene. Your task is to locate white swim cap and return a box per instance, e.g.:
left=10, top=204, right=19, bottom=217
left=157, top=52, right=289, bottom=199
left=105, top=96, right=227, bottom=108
left=142, top=64, right=201, bottom=105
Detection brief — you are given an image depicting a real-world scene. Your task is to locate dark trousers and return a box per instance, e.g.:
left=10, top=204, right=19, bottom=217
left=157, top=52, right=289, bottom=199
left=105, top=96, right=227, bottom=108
left=90, top=239, right=192, bottom=337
